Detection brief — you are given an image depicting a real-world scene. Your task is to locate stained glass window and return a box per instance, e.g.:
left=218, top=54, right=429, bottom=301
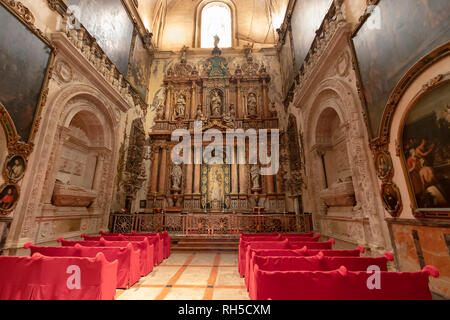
left=201, top=2, right=232, bottom=48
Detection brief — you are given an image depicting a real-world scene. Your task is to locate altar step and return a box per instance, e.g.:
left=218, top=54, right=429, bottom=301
left=171, top=236, right=239, bottom=251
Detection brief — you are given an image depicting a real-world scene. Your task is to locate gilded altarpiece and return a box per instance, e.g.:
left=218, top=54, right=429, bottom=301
left=148, top=46, right=285, bottom=230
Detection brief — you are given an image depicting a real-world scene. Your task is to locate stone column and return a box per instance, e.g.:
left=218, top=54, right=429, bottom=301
left=262, top=80, right=269, bottom=118
left=193, top=146, right=202, bottom=194
left=43, top=126, right=71, bottom=204
left=185, top=146, right=193, bottom=194
left=150, top=147, right=160, bottom=194
left=165, top=86, right=172, bottom=120
left=231, top=146, right=238, bottom=194
left=239, top=165, right=247, bottom=194
left=276, top=173, right=283, bottom=193
left=190, top=83, right=197, bottom=119
left=92, top=151, right=106, bottom=193
left=236, top=79, right=242, bottom=118
left=266, top=174, right=274, bottom=194
left=158, top=146, right=168, bottom=193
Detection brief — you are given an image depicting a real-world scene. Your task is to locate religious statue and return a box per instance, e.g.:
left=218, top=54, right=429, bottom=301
left=175, top=94, right=186, bottom=118
left=214, top=34, right=220, bottom=48
left=248, top=93, right=257, bottom=117
left=229, top=104, right=236, bottom=118
left=250, top=164, right=261, bottom=189
left=209, top=167, right=223, bottom=202
left=171, top=164, right=182, bottom=190
left=195, top=105, right=206, bottom=123
left=180, top=45, right=188, bottom=63
left=210, top=90, right=222, bottom=117
left=223, top=110, right=234, bottom=128
left=155, top=105, right=165, bottom=120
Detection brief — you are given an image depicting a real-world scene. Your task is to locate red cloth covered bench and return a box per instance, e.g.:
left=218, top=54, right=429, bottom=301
left=25, top=243, right=140, bottom=289
left=239, top=239, right=335, bottom=276
left=239, top=232, right=315, bottom=237
left=280, top=234, right=321, bottom=241
left=248, top=252, right=394, bottom=297
left=131, top=231, right=171, bottom=259
left=244, top=246, right=365, bottom=288
left=82, top=234, right=163, bottom=266
left=252, top=264, right=439, bottom=300
left=0, top=252, right=117, bottom=300
left=58, top=238, right=153, bottom=276
left=99, top=230, right=171, bottom=259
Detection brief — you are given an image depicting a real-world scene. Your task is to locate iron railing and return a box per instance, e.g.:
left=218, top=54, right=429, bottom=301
left=109, top=213, right=312, bottom=235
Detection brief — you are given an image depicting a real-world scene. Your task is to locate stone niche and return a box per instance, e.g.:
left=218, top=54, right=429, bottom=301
left=52, top=111, right=103, bottom=207
left=315, top=108, right=356, bottom=210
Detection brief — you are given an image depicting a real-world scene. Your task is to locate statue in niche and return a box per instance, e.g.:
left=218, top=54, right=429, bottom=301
left=210, top=90, right=223, bottom=117
left=250, top=164, right=261, bottom=189
left=209, top=166, right=223, bottom=202
left=175, top=94, right=186, bottom=118
left=223, top=110, right=234, bottom=128
left=171, top=164, right=182, bottom=190
left=195, top=105, right=207, bottom=124
left=229, top=104, right=236, bottom=118
left=248, top=93, right=258, bottom=117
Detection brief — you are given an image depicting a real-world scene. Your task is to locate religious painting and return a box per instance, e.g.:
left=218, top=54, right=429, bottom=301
left=290, top=0, right=332, bottom=70
left=128, top=31, right=151, bottom=101
left=139, top=200, right=147, bottom=209
left=200, top=164, right=231, bottom=210
left=0, top=183, right=19, bottom=214
left=4, top=154, right=26, bottom=182
left=352, top=0, right=450, bottom=138
left=381, top=182, right=402, bottom=217
left=401, top=82, right=450, bottom=211
left=375, top=151, right=392, bottom=180
left=67, top=0, right=134, bottom=76
left=0, top=3, right=53, bottom=142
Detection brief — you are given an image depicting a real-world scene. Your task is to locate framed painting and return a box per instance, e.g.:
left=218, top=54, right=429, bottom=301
left=0, top=1, right=54, bottom=142
left=400, top=81, right=450, bottom=218
left=0, top=183, right=19, bottom=215
left=128, top=30, right=151, bottom=101
left=66, top=0, right=134, bottom=76
left=3, top=154, right=26, bottom=182
left=352, top=0, right=450, bottom=139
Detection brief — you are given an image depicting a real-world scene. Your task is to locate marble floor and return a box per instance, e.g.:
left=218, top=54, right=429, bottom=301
left=115, top=251, right=249, bottom=300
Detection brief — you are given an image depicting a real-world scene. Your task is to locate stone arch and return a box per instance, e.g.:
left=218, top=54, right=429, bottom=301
left=11, top=83, right=121, bottom=242
left=299, top=77, right=387, bottom=249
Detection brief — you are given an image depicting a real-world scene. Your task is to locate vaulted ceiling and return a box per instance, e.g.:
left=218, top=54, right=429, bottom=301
left=135, top=0, right=289, bottom=50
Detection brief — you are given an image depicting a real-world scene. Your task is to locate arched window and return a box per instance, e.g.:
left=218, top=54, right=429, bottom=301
left=200, top=2, right=232, bottom=48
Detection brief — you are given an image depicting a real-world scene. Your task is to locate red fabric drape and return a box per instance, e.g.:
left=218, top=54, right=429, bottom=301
left=0, top=253, right=117, bottom=300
